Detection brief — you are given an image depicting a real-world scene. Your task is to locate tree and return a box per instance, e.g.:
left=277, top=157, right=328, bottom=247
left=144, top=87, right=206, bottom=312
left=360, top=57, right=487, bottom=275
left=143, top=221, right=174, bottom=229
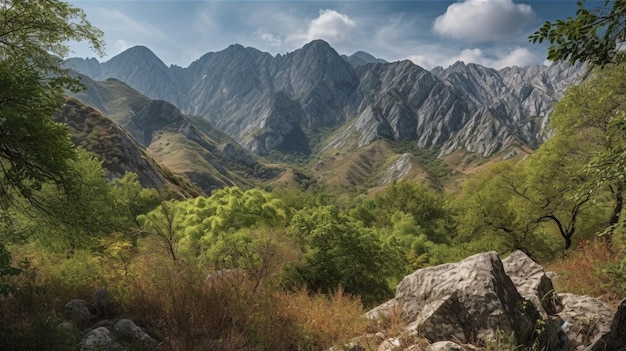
left=350, top=181, right=453, bottom=244
left=0, top=0, right=103, bottom=206
left=543, top=63, right=626, bottom=241
left=4, top=151, right=154, bottom=255
left=285, top=205, right=404, bottom=307
left=455, top=162, right=547, bottom=255
left=456, top=67, right=626, bottom=253
left=529, top=0, right=626, bottom=66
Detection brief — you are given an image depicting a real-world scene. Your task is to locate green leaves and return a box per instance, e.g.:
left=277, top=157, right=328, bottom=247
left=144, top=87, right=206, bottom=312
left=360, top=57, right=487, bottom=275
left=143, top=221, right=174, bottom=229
left=529, top=0, right=626, bottom=66
left=285, top=205, right=399, bottom=307
left=0, top=0, right=103, bottom=207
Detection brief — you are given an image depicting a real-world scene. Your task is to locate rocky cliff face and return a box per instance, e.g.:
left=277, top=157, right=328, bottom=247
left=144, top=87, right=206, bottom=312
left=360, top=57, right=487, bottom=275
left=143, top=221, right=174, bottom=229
left=67, top=40, right=585, bottom=158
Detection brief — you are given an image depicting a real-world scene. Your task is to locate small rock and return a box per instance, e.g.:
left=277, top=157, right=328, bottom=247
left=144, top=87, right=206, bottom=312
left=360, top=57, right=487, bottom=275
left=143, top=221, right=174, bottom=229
left=91, top=288, right=113, bottom=319
left=426, top=341, right=467, bottom=351
left=113, top=319, right=158, bottom=351
left=81, top=327, right=124, bottom=351
left=377, top=337, right=401, bottom=351
left=64, top=299, right=93, bottom=327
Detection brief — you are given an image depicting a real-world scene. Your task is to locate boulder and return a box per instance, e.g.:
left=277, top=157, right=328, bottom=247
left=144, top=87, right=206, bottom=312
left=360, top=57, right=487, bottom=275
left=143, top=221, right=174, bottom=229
left=502, top=250, right=562, bottom=316
left=63, top=299, right=93, bottom=328
left=91, top=288, right=113, bottom=319
left=365, top=251, right=622, bottom=351
left=587, top=298, right=626, bottom=351
left=425, top=341, right=467, bottom=351
left=81, top=326, right=124, bottom=351
left=371, top=251, right=540, bottom=346
left=557, top=293, right=613, bottom=350
left=112, top=319, right=158, bottom=351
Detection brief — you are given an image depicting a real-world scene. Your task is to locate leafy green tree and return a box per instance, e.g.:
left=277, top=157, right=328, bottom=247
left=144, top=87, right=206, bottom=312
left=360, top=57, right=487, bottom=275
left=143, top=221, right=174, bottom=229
left=350, top=181, right=453, bottom=244
left=285, top=205, right=404, bottom=307
left=0, top=0, right=103, bottom=206
left=137, top=199, right=182, bottom=261
left=110, top=172, right=161, bottom=230
left=139, top=187, right=288, bottom=263
left=11, top=150, right=132, bottom=253
left=541, top=63, right=626, bottom=241
left=455, top=162, right=546, bottom=255
left=529, top=0, right=626, bottom=66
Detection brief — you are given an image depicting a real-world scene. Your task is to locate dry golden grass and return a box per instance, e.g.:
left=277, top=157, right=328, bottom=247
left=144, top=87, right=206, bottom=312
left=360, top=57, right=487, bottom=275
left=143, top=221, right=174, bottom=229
left=1, top=241, right=376, bottom=351
left=544, top=239, right=622, bottom=304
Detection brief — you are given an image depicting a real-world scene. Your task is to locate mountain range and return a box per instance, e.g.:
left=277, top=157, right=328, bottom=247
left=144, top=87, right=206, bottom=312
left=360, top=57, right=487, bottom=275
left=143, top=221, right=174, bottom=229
left=62, top=40, right=587, bottom=192
left=66, top=40, right=585, bottom=159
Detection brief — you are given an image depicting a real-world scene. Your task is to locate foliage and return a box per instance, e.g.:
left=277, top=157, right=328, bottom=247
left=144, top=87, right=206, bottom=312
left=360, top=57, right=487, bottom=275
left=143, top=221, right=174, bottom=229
left=545, top=63, right=626, bottom=242
left=139, top=187, right=289, bottom=265
left=455, top=64, right=626, bottom=255
left=529, top=0, right=626, bottom=66
left=2, top=152, right=157, bottom=254
left=0, top=0, right=103, bottom=205
left=285, top=205, right=403, bottom=307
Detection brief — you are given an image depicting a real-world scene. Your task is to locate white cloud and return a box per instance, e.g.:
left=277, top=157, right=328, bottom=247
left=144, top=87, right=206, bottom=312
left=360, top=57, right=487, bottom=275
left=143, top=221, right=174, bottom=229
left=405, top=54, right=437, bottom=69
left=256, top=29, right=282, bottom=47
left=455, top=48, right=489, bottom=65
left=492, top=47, right=538, bottom=68
left=406, top=46, right=541, bottom=70
left=288, top=9, right=357, bottom=45
left=114, top=40, right=130, bottom=53
left=433, top=0, right=536, bottom=42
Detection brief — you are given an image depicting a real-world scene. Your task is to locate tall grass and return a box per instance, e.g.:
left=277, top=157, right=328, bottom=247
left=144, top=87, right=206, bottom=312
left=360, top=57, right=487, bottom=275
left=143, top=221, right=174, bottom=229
left=1, top=244, right=372, bottom=351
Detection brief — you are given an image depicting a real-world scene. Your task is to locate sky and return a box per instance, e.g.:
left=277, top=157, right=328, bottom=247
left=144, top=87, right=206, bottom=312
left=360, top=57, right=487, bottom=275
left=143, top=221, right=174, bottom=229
left=67, top=0, right=586, bottom=70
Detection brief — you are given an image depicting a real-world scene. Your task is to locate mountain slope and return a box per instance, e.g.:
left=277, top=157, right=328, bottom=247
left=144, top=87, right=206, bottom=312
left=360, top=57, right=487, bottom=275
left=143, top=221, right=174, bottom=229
left=69, top=74, right=282, bottom=193
left=66, top=41, right=585, bottom=159
left=54, top=97, right=201, bottom=196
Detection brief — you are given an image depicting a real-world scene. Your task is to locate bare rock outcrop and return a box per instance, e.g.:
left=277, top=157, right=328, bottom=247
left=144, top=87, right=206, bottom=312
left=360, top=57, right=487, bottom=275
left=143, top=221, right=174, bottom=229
left=367, top=251, right=540, bottom=346
left=502, top=250, right=562, bottom=316
left=362, top=250, right=623, bottom=351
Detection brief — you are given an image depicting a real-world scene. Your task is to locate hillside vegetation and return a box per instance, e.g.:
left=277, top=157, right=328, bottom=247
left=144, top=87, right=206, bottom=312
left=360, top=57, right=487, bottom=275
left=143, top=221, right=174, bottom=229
left=2, top=1, right=626, bottom=350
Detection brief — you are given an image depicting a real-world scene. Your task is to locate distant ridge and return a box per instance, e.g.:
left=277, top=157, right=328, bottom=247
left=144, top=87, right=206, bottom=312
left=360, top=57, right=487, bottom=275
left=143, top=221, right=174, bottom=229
left=66, top=40, right=585, bottom=158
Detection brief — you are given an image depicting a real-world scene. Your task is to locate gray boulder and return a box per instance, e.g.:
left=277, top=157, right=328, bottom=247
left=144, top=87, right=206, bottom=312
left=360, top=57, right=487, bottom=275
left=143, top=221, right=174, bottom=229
left=557, top=293, right=614, bottom=350
left=586, top=298, right=626, bottom=351
left=81, top=326, right=124, bottom=351
left=502, top=250, right=563, bottom=316
left=63, top=299, right=93, bottom=328
left=113, top=319, right=158, bottom=351
left=369, top=251, right=540, bottom=346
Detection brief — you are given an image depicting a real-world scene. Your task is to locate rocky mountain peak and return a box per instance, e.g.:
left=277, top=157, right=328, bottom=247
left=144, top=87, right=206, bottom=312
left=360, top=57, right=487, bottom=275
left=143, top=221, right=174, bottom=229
left=68, top=41, right=585, bottom=159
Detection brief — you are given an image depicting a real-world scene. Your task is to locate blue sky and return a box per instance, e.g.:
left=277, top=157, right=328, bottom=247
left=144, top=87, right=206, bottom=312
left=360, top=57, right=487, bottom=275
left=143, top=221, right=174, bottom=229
left=67, top=0, right=586, bottom=70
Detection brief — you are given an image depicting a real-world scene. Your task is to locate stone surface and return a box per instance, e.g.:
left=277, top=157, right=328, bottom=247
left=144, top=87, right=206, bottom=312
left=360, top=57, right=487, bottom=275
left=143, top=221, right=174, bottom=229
left=425, top=341, right=467, bottom=351
left=67, top=41, right=585, bottom=158
left=556, top=293, right=613, bottom=350
left=502, top=250, right=562, bottom=316
left=63, top=299, right=93, bottom=328
left=113, top=319, right=158, bottom=351
left=378, top=251, right=539, bottom=346
left=587, top=298, right=626, bottom=351
left=81, top=326, right=124, bottom=351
